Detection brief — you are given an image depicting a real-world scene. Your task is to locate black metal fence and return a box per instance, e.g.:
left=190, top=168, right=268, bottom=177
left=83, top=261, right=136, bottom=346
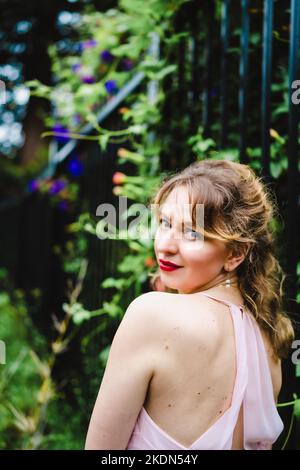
left=160, top=0, right=300, bottom=449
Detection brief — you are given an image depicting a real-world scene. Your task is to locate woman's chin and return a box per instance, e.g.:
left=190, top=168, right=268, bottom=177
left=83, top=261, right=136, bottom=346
left=160, top=274, right=184, bottom=291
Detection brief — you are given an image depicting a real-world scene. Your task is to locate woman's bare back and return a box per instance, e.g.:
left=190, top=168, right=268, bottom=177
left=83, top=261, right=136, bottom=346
left=142, top=292, right=282, bottom=449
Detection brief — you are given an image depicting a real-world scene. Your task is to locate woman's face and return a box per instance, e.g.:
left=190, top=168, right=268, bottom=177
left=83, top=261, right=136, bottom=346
left=154, top=186, right=230, bottom=294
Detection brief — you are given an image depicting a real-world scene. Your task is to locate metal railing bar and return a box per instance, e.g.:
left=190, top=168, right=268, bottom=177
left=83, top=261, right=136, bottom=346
left=220, top=0, right=230, bottom=148
left=239, top=0, right=249, bottom=163
left=261, top=0, right=274, bottom=177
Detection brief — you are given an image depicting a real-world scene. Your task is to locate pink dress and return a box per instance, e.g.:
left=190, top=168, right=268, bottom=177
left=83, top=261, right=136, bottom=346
left=126, top=293, right=284, bottom=450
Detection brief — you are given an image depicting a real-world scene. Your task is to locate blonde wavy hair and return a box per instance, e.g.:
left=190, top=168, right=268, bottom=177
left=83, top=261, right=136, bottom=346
left=149, top=159, right=295, bottom=360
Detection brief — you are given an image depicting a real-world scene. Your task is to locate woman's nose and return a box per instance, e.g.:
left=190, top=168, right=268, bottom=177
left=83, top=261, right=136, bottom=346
left=155, top=229, right=179, bottom=253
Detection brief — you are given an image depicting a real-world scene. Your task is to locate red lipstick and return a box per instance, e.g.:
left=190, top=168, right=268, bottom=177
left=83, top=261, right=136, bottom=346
left=158, top=258, right=183, bottom=272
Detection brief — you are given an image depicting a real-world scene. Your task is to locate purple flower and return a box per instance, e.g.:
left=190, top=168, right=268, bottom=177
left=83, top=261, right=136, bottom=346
left=81, top=75, right=96, bottom=84
left=104, top=80, right=118, bottom=95
left=67, top=155, right=84, bottom=177
left=100, top=50, right=115, bottom=64
left=52, top=123, right=70, bottom=143
left=80, top=39, right=97, bottom=51
left=28, top=179, right=39, bottom=192
left=71, top=63, right=81, bottom=73
left=49, top=179, right=67, bottom=195
left=121, top=58, right=134, bottom=71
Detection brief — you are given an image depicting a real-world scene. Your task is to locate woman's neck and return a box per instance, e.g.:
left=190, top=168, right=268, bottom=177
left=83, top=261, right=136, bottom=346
left=180, top=271, right=239, bottom=295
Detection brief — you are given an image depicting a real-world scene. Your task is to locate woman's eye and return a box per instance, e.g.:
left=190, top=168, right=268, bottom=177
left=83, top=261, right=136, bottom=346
left=159, top=218, right=200, bottom=239
left=159, top=218, right=170, bottom=228
left=185, top=229, right=200, bottom=240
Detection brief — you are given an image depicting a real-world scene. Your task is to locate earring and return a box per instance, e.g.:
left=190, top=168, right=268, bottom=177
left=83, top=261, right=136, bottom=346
left=223, top=267, right=232, bottom=288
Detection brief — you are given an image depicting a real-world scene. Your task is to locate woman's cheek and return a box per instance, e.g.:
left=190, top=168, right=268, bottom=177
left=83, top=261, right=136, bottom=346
left=180, top=241, right=206, bottom=260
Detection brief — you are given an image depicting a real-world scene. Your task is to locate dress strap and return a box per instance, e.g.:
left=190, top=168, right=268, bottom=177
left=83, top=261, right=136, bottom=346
left=198, top=292, right=245, bottom=313
left=198, top=291, right=284, bottom=448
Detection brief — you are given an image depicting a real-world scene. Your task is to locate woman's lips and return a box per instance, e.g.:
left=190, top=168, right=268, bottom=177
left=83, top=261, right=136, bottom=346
left=159, top=264, right=181, bottom=272
left=158, top=259, right=183, bottom=272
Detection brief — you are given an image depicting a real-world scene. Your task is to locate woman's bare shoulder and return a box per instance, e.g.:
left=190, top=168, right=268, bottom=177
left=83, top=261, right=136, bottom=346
left=130, top=291, right=212, bottom=313
left=129, top=291, right=182, bottom=310
left=129, top=291, right=222, bottom=342
left=127, top=291, right=173, bottom=312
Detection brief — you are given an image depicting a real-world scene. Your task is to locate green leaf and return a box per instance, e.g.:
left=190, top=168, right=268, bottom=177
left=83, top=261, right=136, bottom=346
left=128, top=241, right=143, bottom=252
left=214, top=149, right=239, bottom=162
left=128, top=124, right=146, bottom=135
left=272, top=105, right=288, bottom=116
left=246, top=147, right=261, bottom=157
left=138, top=271, right=148, bottom=283
left=196, top=138, right=215, bottom=153
left=118, top=255, right=142, bottom=273
left=72, top=310, right=92, bottom=325
left=270, top=162, right=283, bottom=179
left=101, top=278, right=126, bottom=290
left=63, top=259, right=82, bottom=274
left=146, top=64, right=177, bottom=81
left=98, top=134, right=110, bottom=152
left=294, top=398, right=300, bottom=418
left=227, top=47, right=241, bottom=54
left=0, top=293, right=10, bottom=308
left=99, top=345, right=111, bottom=368
left=102, top=301, right=123, bottom=318
left=164, top=32, right=189, bottom=45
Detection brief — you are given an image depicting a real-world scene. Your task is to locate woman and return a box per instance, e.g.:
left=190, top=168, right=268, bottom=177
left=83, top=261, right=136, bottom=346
left=85, top=159, right=295, bottom=450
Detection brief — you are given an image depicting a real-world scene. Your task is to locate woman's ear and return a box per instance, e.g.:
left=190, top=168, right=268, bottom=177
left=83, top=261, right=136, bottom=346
left=225, top=244, right=250, bottom=271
